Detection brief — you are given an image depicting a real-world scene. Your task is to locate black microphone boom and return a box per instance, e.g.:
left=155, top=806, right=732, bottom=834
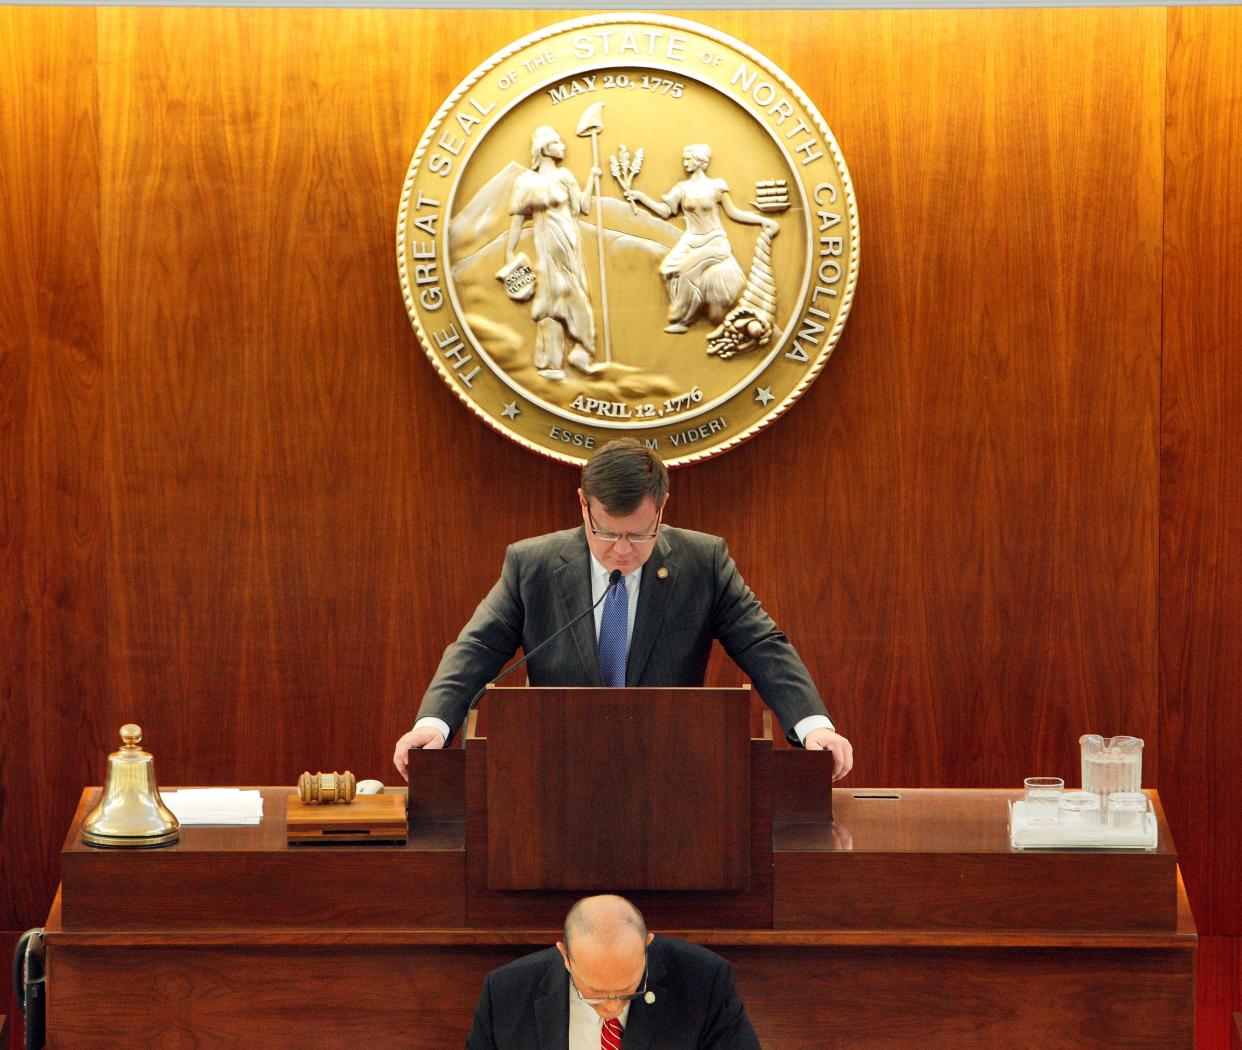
left=466, top=568, right=622, bottom=713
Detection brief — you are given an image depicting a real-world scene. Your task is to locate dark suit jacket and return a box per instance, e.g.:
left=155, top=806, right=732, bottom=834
left=417, top=525, right=830, bottom=745
left=465, top=937, right=761, bottom=1050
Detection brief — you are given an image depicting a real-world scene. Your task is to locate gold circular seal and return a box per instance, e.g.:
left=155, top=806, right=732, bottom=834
left=397, top=14, right=859, bottom=466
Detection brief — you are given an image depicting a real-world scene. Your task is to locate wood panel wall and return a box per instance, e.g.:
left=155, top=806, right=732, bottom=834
left=0, top=3, right=105, bottom=930
left=1163, top=1, right=1242, bottom=939
left=0, top=4, right=1237, bottom=1043
left=1163, top=8, right=1242, bottom=1046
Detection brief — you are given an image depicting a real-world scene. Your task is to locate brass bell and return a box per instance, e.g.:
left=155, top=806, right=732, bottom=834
left=81, top=724, right=180, bottom=848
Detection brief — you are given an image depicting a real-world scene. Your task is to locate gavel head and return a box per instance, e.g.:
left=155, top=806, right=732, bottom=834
left=297, top=770, right=357, bottom=804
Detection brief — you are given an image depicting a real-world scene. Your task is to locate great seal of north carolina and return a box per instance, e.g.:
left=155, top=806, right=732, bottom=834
left=397, top=13, right=859, bottom=466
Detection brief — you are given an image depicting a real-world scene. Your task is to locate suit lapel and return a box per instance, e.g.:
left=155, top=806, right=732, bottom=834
left=619, top=948, right=667, bottom=1050
left=625, top=530, right=676, bottom=685
left=534, top=959, right=570, bottom=1050
left=555, top=528, right=602, bottom=686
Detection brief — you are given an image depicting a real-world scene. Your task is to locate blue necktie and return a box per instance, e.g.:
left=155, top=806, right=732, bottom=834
left=598, top=578, right=629, bottom=687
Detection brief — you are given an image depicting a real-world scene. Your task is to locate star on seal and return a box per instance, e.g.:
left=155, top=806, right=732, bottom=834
left=397, top=13, right=858, bottom=467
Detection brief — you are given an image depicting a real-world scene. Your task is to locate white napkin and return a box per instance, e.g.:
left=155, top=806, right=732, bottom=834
left=162, top=789, right=264, bottom=826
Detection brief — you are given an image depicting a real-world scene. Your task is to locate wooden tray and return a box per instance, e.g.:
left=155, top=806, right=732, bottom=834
left=287, top=793, right=407, bottom=844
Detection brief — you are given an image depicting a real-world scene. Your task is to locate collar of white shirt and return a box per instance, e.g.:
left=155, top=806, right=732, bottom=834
left=567, top=983, right=632, bottom=1050
left=588, top=553, right=643, bottom=593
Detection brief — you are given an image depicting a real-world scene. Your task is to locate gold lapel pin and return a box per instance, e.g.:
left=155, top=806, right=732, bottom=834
left=657, top=567, right=669, bottom=580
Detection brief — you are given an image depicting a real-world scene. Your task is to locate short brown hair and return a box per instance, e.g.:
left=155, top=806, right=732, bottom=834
left=581, top=439, right=669, bottom=515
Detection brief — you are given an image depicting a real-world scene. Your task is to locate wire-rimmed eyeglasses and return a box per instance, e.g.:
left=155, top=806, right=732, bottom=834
left=585, top=503, right=662, bottom=545
left=568, top=954, right=650, bottom=1007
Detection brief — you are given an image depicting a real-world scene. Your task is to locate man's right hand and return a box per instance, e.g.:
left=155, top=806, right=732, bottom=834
left=392, top=726, right=446, bottom=781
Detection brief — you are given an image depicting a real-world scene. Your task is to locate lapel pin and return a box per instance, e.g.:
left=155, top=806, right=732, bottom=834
left=657, top=567, right=668, bottom=580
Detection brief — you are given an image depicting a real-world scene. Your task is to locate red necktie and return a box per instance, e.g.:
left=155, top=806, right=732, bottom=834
left=601, top=1017, right=623, bottom=1050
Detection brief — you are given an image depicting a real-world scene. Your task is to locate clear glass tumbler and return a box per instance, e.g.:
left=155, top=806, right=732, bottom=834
left=1058, top=790, right=1102, bottom=826
left=1023, top=777, right=1064, bottom=825
left=1106, top=791, right=1148, bottom=830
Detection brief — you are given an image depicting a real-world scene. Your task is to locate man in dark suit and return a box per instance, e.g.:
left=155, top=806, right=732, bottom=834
left=393, top=439, right=853, bottom=778
left=466, top=895, right=761, bottom=1050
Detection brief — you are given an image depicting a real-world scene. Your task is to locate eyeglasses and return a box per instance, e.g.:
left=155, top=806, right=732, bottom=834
left=585, top=504, right=662, bottom=545
left=568, top=955, right=649, bottom=1007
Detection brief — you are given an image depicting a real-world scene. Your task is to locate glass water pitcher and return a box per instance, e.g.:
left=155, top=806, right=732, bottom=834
left=1079, top=734, right=1143, bottom=804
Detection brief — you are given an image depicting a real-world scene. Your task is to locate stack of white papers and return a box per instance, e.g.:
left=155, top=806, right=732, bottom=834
left=162, top=789, right=265, bottom=826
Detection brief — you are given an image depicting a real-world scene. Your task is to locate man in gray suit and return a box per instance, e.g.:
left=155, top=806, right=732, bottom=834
left=393, top=439, right=853, bottom=778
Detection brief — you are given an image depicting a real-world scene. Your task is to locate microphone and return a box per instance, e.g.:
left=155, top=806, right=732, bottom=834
left=644, top=991, right=656, bottom=1005
left=466, top=568, right=623, bottom=713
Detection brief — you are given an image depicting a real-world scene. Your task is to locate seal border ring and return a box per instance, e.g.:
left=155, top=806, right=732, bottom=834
left=396, top=11, right=860, bottom=468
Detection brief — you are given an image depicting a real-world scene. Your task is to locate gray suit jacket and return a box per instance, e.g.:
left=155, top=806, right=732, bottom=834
left=417, top=525, right=830, bottom=745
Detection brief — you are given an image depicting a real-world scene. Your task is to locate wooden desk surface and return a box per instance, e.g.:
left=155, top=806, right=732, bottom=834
left=774, top=788, right=1179, bottom=933
left=60, top=785, right=1178, bottom=857
left=58, top=785, right=1185, bottom=935
left=778, top=787, right=1177, bottom=854
left=61, top=786, right=455, bottom=854
left=46, top=786, right=1198, bottom=1049
left=60, top=787, right=466, bottom=931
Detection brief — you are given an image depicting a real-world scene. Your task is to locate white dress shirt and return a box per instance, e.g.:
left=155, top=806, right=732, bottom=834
left=568, top=985, right=631, bottom=1050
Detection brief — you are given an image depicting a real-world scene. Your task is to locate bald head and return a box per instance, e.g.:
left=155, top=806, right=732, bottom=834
left=557, top=895, right=653, bottom=1020
left=563, top=894, right=647, bottom=955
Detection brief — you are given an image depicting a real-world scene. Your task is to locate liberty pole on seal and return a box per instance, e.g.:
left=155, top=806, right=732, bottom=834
left=576, top=102, right=613, bottom=366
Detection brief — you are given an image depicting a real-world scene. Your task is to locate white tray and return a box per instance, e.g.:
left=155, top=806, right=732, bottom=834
left=1009, top=799, right=1157, bottom=850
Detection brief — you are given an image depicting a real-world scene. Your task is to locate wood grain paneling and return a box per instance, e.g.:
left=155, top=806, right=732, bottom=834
left=0, top=10, right=1232, bottom=1019
left=0, top=930, right=17, bottom=1050
left=58, top=789, right=465, bottom=931
left=97, top=8, right=427, bottom=790
left=47, top=944, right=523, bottom=1049
left=681, top=8, right=1165, bottom=792
left=484, top=689, right=751, bottom=891
left=88, top=8, right=584, bottom=821
left=1162, top=4, right=1242, bottom=937
left=1197, top=937, right=1242, bottom=1050
left=775, top=789, right=1179, bottom=933
left=735, top=943, right=1193, bottom=1049
left=42, top=785, right=1201, bottom=1045
left=43, top=939, right=1195, bottom=1049
left=465, top=733, right=774, bottom=929
left=0, top=7, right=104, bottom=930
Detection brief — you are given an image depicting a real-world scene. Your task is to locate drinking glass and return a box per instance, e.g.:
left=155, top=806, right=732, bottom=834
left=1106, top=791, right=1148, bottom=830
left=1058, top=790, right=1102, bottom=826
left=1023, top=777, right=1064, bottom=825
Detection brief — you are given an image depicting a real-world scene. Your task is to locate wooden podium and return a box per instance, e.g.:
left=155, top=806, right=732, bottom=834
left=479, top=686, right=752, bottom=891
left=439, top=685, right=824, bottom=928
left=40, top=689, right=1196, bottom=1048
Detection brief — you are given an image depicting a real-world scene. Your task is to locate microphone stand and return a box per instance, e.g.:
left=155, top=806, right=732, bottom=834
left=464, top=568, right=623, bottom=720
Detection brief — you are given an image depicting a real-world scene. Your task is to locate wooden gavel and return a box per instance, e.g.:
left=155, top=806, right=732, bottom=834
left=297, top=770, right=356, bottom=804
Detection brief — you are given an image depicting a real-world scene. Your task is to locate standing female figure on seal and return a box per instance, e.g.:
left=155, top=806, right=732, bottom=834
left=504, top=125, right=603, bottom=381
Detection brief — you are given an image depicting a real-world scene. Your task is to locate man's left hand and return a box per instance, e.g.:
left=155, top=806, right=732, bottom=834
left=804, top=729, right=854, bottom=781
